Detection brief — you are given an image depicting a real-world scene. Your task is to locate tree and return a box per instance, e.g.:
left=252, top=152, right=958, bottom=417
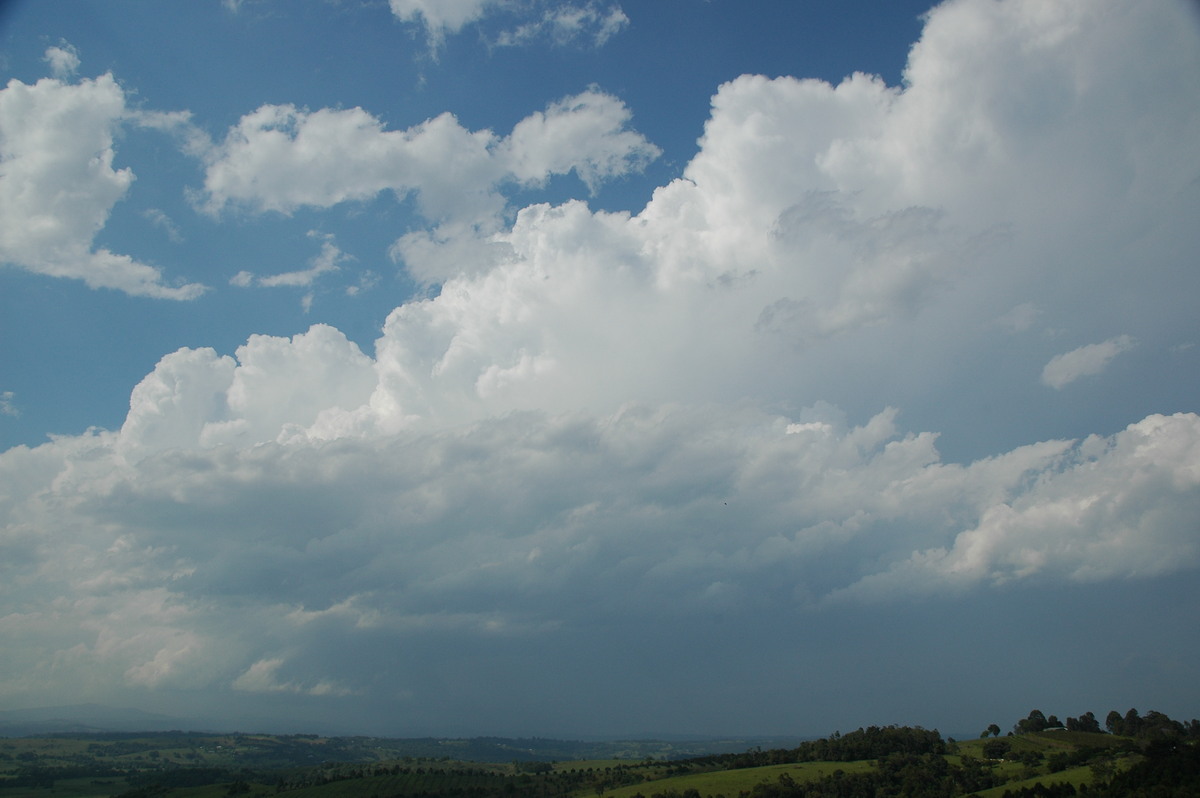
left=1089, top=758, right=1114, bottom=784
left=988, top=724, right=1002, bottom=738
left=1067, top=712, right=1101, bottom=733
left=982, top=739, right=1011, bottom=760
left=1016, top=710, right=1049, bottom=734
left=1106, top=710, right=1123, bottom=735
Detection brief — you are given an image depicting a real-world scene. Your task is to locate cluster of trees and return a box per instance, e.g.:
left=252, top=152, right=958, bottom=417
left=628, top=736, right=1200, bottom=798
left=1, top=761, right=126, bottom=790
left=1095, top=738, right=1200, bottom=797
left=648, top=716, right=1200, bottom=798
left=980, top=737, right=1047, bottom=766
left=790, top=727, right=946, bottom=763
left=716, top=726, right=946, bottom=770
left=1103, top=708, right=1200, bottom=739
left=982, top=708, right=1200, bottom=740
left=1010, top=710, right=1077, bottom=735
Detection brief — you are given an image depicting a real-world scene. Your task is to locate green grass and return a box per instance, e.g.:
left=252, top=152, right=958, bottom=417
left=968, top=764, right=1095, bottom=797
left=590, top=761, right=876, bottom=798
left=264, top=771, right=512, bottom=798
left=954, top=732, right=1138, bottom=797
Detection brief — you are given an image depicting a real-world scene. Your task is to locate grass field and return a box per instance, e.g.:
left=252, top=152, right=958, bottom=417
left=0, top=727, right=1166, bottom=798
left=592, top=760, right=876, bottom=798
left=968, top=764, right=1094, bottom=797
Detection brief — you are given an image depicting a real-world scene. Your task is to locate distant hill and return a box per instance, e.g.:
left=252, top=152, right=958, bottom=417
left=0, top=706, right=804, bottom=760
left=3, top=723, right=1194, bottom=798
left=0, top=703, right=189, bottom=736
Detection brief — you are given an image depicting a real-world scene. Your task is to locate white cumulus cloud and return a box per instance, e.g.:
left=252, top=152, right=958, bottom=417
left=832, top=412, right=1200, bottom=601
left=230, top=231, right=353, bottom=311
left=42, top=43, right=80, bottom=78
left=388, top=0, right=497, bottom=41
left=199, top=89, right=658, bottom=218
left=199, top=88, right=659, bottom=282
left=0, top=69, right=205, bottom=299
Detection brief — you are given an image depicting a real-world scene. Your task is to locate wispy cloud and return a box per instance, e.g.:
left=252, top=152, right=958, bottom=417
left=142, top=208, right=184, bottom=243
left=230, top=232, right=353, bottom=312
left=1041, top=335, right=1136, bottom=389
left=492, top=3, right=629, bottom=48
left=233, top=658, right=353, bottom=697
left=389, top=0, right=628, bottom=53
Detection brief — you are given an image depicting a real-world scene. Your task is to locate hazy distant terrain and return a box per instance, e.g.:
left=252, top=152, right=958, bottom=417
left=0, top=706, right=188, bottom=738
left=1, top=707, right=1197, bottom=798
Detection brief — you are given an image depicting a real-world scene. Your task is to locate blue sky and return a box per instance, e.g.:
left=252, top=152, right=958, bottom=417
left=1, top=0, right=1199, bottom=738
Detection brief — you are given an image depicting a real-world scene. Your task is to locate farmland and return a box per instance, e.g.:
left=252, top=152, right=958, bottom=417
left=0, top=707, right=1197, bottom=798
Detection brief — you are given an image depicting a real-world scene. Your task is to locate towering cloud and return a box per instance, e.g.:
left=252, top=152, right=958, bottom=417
left=0, top=0, right=1197, bottom=728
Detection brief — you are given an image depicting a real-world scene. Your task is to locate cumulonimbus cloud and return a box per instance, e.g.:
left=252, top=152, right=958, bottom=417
left=1, top=0, right=1198, bottom=711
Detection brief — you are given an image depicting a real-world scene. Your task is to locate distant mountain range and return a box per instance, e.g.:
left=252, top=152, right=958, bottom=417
left=0, top=705, right=809, bottom=758
left=0, top=704, right=201, bottom=736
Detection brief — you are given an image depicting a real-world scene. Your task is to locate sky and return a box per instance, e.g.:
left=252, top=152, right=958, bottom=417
left=0, top=0, right=1198, bottom=740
